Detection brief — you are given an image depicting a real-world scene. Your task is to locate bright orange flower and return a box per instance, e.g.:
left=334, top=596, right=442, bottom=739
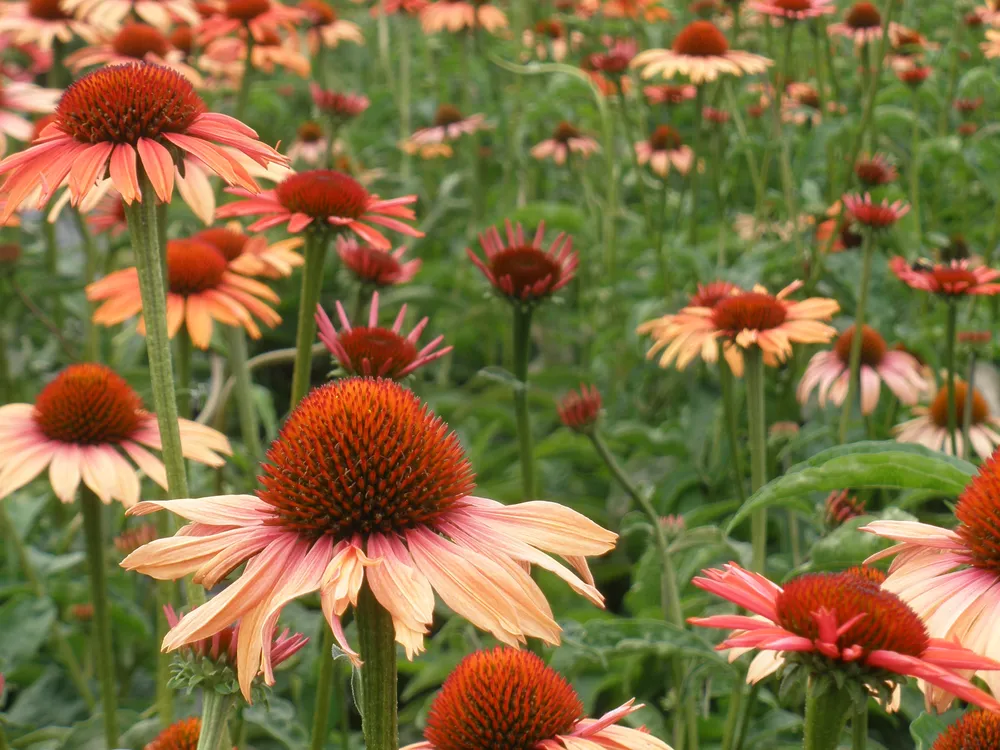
left=194, top=222, right=303, bottom=278
left=65, top=22, right=204, bottom=84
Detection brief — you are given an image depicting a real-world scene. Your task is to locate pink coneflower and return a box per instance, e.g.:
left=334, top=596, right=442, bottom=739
left=588, top=35, right=638, bottom=76
left=286, top=121, right=328, bottom=165
left=65, top=22, right=204, bottom=85
left=690, top=564, right=1000, bottom=711
left=0, top=0, right=93, bottom=51
left=87, top=237, right=282, bottom=348
left=854, top=154, right=897, bottom=187
left=930, top=712, right=1000, bottom=749
left=747, top=0, right=834, bottom=21
left=401, top=104, right=489, bottom=159
left=557, top=384, right=602, bottom=433
left=954, top=97, right=984, bottom=115
left=0, top=363, right=229, bottom=506
left=0, top=77, right=60, bottom=157
left=194, top=222, right=303, bottom=278
left=468, top=220, right=577, bottom=303
left=195, top=0, right=303, bottom=46
left=201, top=28, right=310, bottom=77
left=337, top=236, right=421, bottom=287
left=863, top=454, right=1000, bottom=706
left=0, top=63, right=286, bottom=223
left=216, top=169, right=421, bottom=249
left=825, top=490, right=865, bottom=527
left=402, top=648, right=670, bottom=750
left=828, top=2, right=883, bottom=45
left=797, top=324, right=926, bottom=415
left=644, top=83, right=697, bottom=105
left=889, top=257, right=1000, bottom=297
left=299, top=0, right=363, bottom=50
left=64, top=0, right=200, bottom=30
left=703, top=106, right=731, bottom=125
left=635, top=125, right=694, bottom=177
left=842, top=192, right=909, bottom=229
left=315, top=292, right=451, bottom=379
left=530, top=121, right=600, bottom=165
left=893, top=380, right=1000, bottom=459
left=121, top=377, right=617, bottom=698
left=521, top=18, right=580, bottom=62
left=631, top=20, right=772, bottom=84
left=419, top=0, right=507, bottom=34
left=310, top=83, right=369, bottom=123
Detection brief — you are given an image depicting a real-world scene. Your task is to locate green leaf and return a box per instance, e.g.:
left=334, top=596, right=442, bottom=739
left=728, top=442, right=974, bottom=532
left=910, top=712, right=950, bottom=750
left=0, top=596, right=56, bottom=670
left=807, top=509, right=916, bottom=571
left=559, top=619, right=735, bottom=671
left=474, top=366, right=524, bottom=392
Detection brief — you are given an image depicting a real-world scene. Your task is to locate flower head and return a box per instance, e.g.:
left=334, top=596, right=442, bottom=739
left=932, top=712, right=1000, bottom=750
left=635, top=125, right=693, bottom=177
left=0, top=77, right=60, bottom=157
left=298, top=0, right=363, bottom=50
left=828, top=1, right=883, bottom=45
left=309, top=84, right=369, bottom=122
left=194, top=223, right=303, bottom=278
left=315, top=292, right=451, bottom=379
left=747, top=0, right=834, bottom=20
left=842, top=193, right=908, bottom=229
left=0, top=0, right=93, bottom=51
left=122, top=378, right=617, bottom=699
left=893, top=380, right=1000, bottom=459
left=337, top=236, right=420, bottom=287
left=0, top=363, right=230, bottom=505
left=0, top=62, right=286, bottom=222
left=217, top=169, right=421, bottom=248
left=690, top=564, right=1000, bottom=711
left=825, top=490, right=865, bottom=527
left=196, top=0, right=303, bottom=46
left=557, top=384, right=602, bottom=433
left=402, top=104, right=489, bottom=159
left=419, top=0, right=507, bottom=34
left=286, top=121, right=328, bottom=166
left=146, top=717, right=201, bottom=750
left=65, top=22, right=204, bottom=85
left=854, top=154, right=897, bottom=187
left=405, top=648, right=670, bottom=750
left=468, top=220, right=577, bottom=304
left=643, top=83, right=697, bottom=105
left=896, top=64, right=930, bottom=87
left=530, top=121, right=600, bottom=165
left=889, top=257, right=1000, bottom=297
left=631, top=20, right=772, bottom=84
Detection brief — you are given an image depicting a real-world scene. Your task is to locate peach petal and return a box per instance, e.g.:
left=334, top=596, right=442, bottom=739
left=0, top=440, right=58, bottom=499
left=48, top=442, right=83, bottom=504
left=126, top=494, right=275, bottom=526
left=109, top=143, right=140, bottom=204
left=137, top=137, right=176, bottom=203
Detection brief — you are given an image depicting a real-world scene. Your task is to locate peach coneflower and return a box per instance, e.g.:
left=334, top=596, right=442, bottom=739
left=419, top=0, right=507, bottom=34
left=635, top=125, right=694, bottom=177
left=402, top=648, right=671, bottom=750
left=521, top=18, right=579, bottom=62
left=931, top=712, right=1000, bottom=749
left=401, top=104, right=489, bottom=159
left=217, top=169, right=420, bottom=249
left=286, top=121, right=328, bottom=165
left=797, top=324, right=926, bottom=415
left=644, top=82, right=697, bottom=105
left=889, top=257, right=1000, bottom=297
left=146, top=717, right=202, bottom=750
left=747, top=0, right=834, bottom=21
left=195, top=0, right=302, bottom=45
left=121, top=377, right=617, bottom=698
left=468, top=220, right=577, bottom=304
left=0, top=363, right=229, bottom=506
left=337, top=235, right=421, bottom=287
left=65, top=22, right=204, bottom=85
left=299, top=0, right=363, bottom=50
left=893, top=380, right=1000, bottom=459
left=0, top=0, right=93, bottom=51
left=530, top=121, right=600, bottom=165
left=557, top=384, right=602, bottom=433
left=316, top=291, right=451, bottom=379
left=201, top=27, right=310, bottom=77
left=827, top=1, right=883, bottom=45
left=64, top=0, right=200, bottom=30
left=690, top=564, right=1000, bottom=711
left=0, top=62, right=286, bottom=223
left=194, top=222, right=304, bottom=278
left=0, top=76, right=60, bottom=157
left=864, top=454, right=1000, bottom=706
left=87, top=237, right=282, bottom=348
left=631, top=20, right=771, bottom=84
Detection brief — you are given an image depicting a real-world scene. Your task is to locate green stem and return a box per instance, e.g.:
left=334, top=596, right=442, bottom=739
left=743, top=347, right=768, bottom=573
left=290, top=231, right=329, bottom=407
left=909, top=92, right=922, bottom=238
left=603, top=98, right=618, bottom=280
left=42, top=215, right=63, bottom=329
left=803, top=682, right=852, bottom=750
left=81, top=489, right=118, bottom=748
left=938, top=13, right=962, bottom=136
left=774, top=26, right=805, bottom=267
left=122, top=173, right=189, bottom=498
left=733, top=682, right=759, bottom=750
left=235, top=32, right=255, bottom=122
left=356, top=583, right=398, bottom=750
left=512, top=306, right=536, bottom=499
left=945, top=301, right=958, bottom=456
left=720, top=681, right=744, bottom=750
left=73, top=207, right=100, bottom=361
left=837, top=230, right=875, bottom=444
left=309, top=629, right=336, bottom=750
left=176, top=330, right=192, bottom=420
left=227, top=326, right=263, bottom=467
left=155, top=577, right=175, bottom=726
left=811, top=25, right=827, bottom=116
left=655, top=175, right=671, bottom=296
left=851, top=706, right=868, bottom=750
left=719, top=350, right=747, bottom=503
left=399, top=24, right=412, bottom=181
left=196, top=690, right=235, bottom=750
left=963, top=353, right=976, bottom=461
left=688, top=86, right=705, bottom=246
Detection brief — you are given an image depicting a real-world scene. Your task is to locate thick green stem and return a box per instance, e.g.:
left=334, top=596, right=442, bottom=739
left=42, top=215, right=63, bottom=328
left=196, top=690, right=235, bottom=750
left=227, top=327, right=263, bottom=467
left=837, top=230, right=875, bottom=444
left=743, top=347, right=768, bottom=573
left=512, top=306, right=536, bottom=499
left=290, top=231, right=329, bottom=407
left=309, top=628, right=337, bottom=750
left=803, top=682, right=852, bottom=750
left=123, top=174, right=189, bottom=499
left=73, top=207, right=100, bottom=361
left=176, top=330, right=192, bottom=420
left=720, top=680, right=744, bottom=750
left=357, top=583, right=398, bottom=750
left=234, top=32, right=255, bottom=122
left=719, top=350, right=747, bottom=503
left=851, top=706, right=868, bottom=750
left=81, top=489, right=118, bottom=748
left=155, top=576, right=175, bottom=725
left=688, top=87, right=705, bottom=246
left=945, top=301, right=958, bottom=456
left=963, top=353, right=977, bottom=461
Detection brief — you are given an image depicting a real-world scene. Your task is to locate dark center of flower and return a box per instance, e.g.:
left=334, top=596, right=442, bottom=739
left=650, top=124, right=683, bottom=151
left=297, top=121, right=324, bottom=142
left=776, top=571, right=929, bottom=657
left=146, top=716, right=201, bottom=750
left=56, top=63, right=206, bottom=145
left=343, top=246, right=403, bottom=284
left=170, top=25, right=194, bottom=54
left=833, top=324, right=886, bottom=367
left=0, top=243, right=21, bottom=265
left=490, top=246, right=562, bottom=299
left=932, top=267, right=979, bottom=292
left=434, top=104, right=465, bottom=127
left=33, top=363, right=145, bottom=444
left=794, top=87, right=821, bottom=109
left=929, top=380, right=989, bottom=428
left=931, top=710, right=1000, bottom=750
left=955, top=454, right=1000, bottom=573
left=225, top=0, right=271, bottom=20
left=942, top=236, right=970, bottom=262
left=337, top=327, right=419, bottom=379
left=690, top=281, right=739, bottom=308
left=257, top=28, right=281, bottom=46
left=711, top=291, right=787, bottom=332
left=193, top=227, right=249, bottom=261
left=112, top=23, right=171, bottom=59
left=424, top=648, right=583, bottom=750
left=553, top=120, right=580, bottom=142
left=672, top=20, right=729, bottom=56
left=845, top=1, right=880, bottom=28
left=839, top=221, right=863, bottom=249
left=855, top=158, right=892, bottom=186
left=300, top=0, right=336, bottom=24
left=775, top=0, right=812, bottom=10
left=166, top=239, right=228, bottom=294
left=274, top=170, right=370, bottom=221
left=258, top=378, right=475, bottom=538
left=27, top=0, right=71, bottom=20
left=534, top=18, right=563, bottom=37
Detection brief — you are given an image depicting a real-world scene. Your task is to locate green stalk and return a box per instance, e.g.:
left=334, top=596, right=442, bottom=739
left=81, top=488, right=118, bottom=748
left=602, top=96, right=619, bottom=279
left=234, top=32, right=255, bottom=122
left=945, top=301, right=958, bottom=456
left=227, top=327, right=263, bottom=468
left=719, top=349, right=747, bottom=504
left=309, top=629, right=336, bottom=750
left=909, top=91, right=922, bottom=238
left=399, top=23, right=412, bottom=181
left=720, top=680, right=744, bottom=750
left=73, top=207, right=100, bottom=361
left=803, top=682, right=852, bottom=750
left=512, top=305, right=536, bottom=499
left=963, top=353, right=976, bottom=462
left=155, top=574, right=175, bottom=726
left=196, top=690, right=235, bottom=750
left=837, top=229, right=875, bottom=444
left=938, top=12, right=962, bottom=136
left=851, top=706, right=868, bottom=750
left=42, top=214, right=63, bottom=328
left=176, top=330, right=193, bottom=420
left=743, top=347, right=768, bottom=573
left=688, top=86, right=705, bottom=245
left=356, top=583, right=398, bottom=750
left=655, top=175, right=671, bottom=295
left=774, top=26, right=805, bottom=267
left=290, top=231, right=329, bottom=407
left=811, top=24, right=827, bottom=116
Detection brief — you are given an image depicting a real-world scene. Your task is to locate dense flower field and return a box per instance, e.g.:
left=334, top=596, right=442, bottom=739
left=2, top=0, right=1000, bottom=748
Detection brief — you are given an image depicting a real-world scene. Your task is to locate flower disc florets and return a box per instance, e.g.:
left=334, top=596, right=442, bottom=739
left=146, top=717, right=201, bottom=750
left=166, top=239, right=228, bottom=295
left=112, top=23, right=172, bottom=58
left=226, top=0, right=271, bottom=20
left=257, top=378, right=475, bottom=538
left=845, top=1, right=880, bottom=28
left=300, top=0, right=336, bottom=24
left=424, top=648, right=583, bottom=750
left=929, top=381, right=988, bottom=428
left=932, top=711, right=1000, bottom=750
left=433, top=104, right=466, bottom=127
left=712, top=291, right=787, bottom=332
left=274, top=170, right=369, bottom=220
left=833, top=324, right=886, bottom=367
left=490, top=246, right=563, bottom=297
left=553, top=120, right=581, bottom=142
left=649, top=124, right=683, bottom=150
left=56, top=63, right=205, bottom=145
left=336, top=328, right=419, bottom=379
left=33, top=364, right=144, bottom=444
left=193, top=227, right=249, bottom=262
left=955, top=455, right=1000, bottom=574
left=672, top=20, right=729, bottom=56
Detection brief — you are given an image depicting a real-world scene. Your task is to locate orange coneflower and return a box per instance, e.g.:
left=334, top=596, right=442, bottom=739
left=635, top=125, right=694, bottom=177
left=0, top=76, right=60, bottom=157
left=828, top=1, right=883, bottom=45
left=747, top=0, right=833, bottom=20
left=0, top=0, right=94, bottom=51
left=419, top=0, right=507, bottom=34
left=216, top=169, right=421, bottom=248
left=195, top=0, right=303, bottom=45
left=146, top=717, right=202, bottom=750
left=557, top=384, right=602, bottom=433
left=468, top=220, right=577, bottom=304
left=298, top=0, right=363, bottom=51
left=65, top=22, right=204, bottom=84
left=530, top=121, right=600, bottom=165
left=337, top=235, right=421, bottom=287
left=64, top=0, right=200, bottom=30
left=930, top=712, right=1000, bottom=749
left=0, top=363, right=229, bottom=506
left=194, top=222, right=303, bottom=278
left=401, top=648, right=671, bottom=750
left=121, top=377, right=617, bottom=698
left=0, top=62, right=287, bottom=223
left=87, top=237, right=282, bottom=348
left=601, top=0, right=671, bottom=21
left=631, top=20, right=771, bottom=84
left=893, top=380, right=1000, bottom=459
left=401, top=104, right=489, bottom=159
